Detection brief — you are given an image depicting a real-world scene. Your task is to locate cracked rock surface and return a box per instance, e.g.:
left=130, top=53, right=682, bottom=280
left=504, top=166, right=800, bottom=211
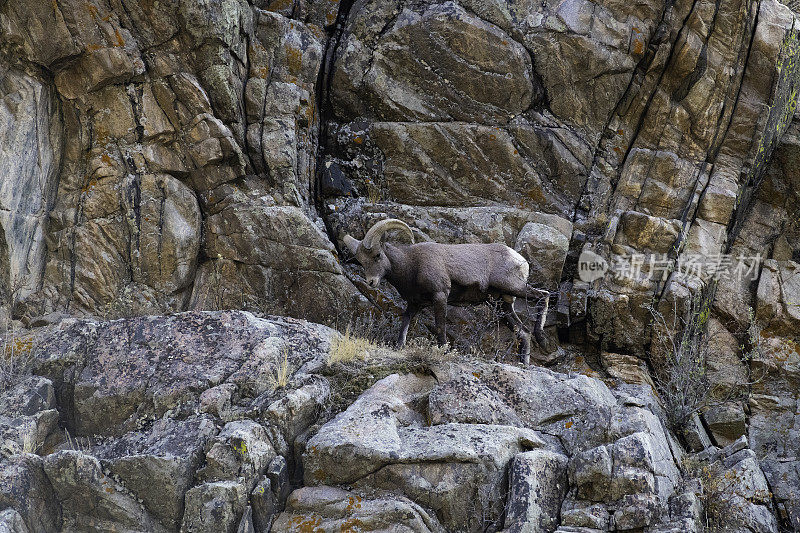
left=1, top=0, right=800, bottom=530
left=0, top=310, right=778, bottom=532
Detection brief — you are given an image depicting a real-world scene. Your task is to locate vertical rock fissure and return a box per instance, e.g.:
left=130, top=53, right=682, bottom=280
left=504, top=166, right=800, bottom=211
left=157, top=179, right=166, bottom=282
left=607, top=0, right=701, bottom=206
left=65, top=106, right=95, bottom=313
left=570, top=0, right=683, bottom=237
left=314, top=0, right=358, bottom=254
left=651, top=0, right=760, bottom=307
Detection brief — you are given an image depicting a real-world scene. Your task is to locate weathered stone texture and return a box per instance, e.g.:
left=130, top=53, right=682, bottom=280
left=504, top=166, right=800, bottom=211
left=0, top=311, right=336, bottom=532
left=0, top=310, right=788, bottom=532
left=0, top=0, right=362, bottom=326
left=1, top=0, right=800, bottom=529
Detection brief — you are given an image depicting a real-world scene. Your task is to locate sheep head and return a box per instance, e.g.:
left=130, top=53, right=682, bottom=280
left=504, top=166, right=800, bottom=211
left=343, top=219, right=414, bottom=288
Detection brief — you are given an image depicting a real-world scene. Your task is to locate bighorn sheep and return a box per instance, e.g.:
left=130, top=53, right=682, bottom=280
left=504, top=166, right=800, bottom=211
left=342, top=219, right=551, bottom=363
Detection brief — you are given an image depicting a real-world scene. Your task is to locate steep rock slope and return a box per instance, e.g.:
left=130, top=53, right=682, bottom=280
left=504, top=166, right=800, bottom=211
left=0, top=311, right=779, bottom=532
left=0, top=0, right=363, bottom=323
left=0, top=0, right=799, bottom=530
left=0, top=0, right=796, bottom=343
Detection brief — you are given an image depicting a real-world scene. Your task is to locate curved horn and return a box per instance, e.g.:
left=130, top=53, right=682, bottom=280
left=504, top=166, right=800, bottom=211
left=361, top=219, right=415, bottom=251
left=342, top=234, right=360, bottom=255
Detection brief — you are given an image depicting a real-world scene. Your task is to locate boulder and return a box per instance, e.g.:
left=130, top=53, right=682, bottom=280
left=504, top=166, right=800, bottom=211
left=0, top=376, right=59, bottom=457
left=560, top=501, right=610, bottom=530
left=515, top=222, right=570, bottom=290
left=272, top=486, right=445, bottom=532
left=197, top=420, right=277, bottom=491
left=613, top=493, right=660, bottom=530
left=304, top=373, right=546, bottom=531
left=181, top=481, right=248, bottom=533
left=31, top=311, right=333, bottom=436
left=702, top=403, right=747, bottom=447
left=91, top=416, right=218, bottom=530
left=681, top=413, right=714, bottom=453
left=570, top=445, right=614, bottom=502
left=265, top=381, right=330, bottom=447
left=0, top=454, right=60, bottom=533
left=250, top=475, right=278, bottom=532
left=502, top=449, right=569, bottom=533
left=42, top=450, right=168, bottom=532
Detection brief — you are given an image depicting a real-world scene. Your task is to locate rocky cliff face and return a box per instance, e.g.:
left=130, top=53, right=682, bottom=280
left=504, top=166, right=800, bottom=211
left=0, top=0, right=363, bottom=324
left=0, top=0, right=795, bottom=330
left=1, top=0, right=800, bottom=531
left=0, top=311, right=787, bottom=532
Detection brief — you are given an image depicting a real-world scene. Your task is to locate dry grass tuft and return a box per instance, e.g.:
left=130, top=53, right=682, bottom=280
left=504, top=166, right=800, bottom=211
left=268, top=346, right=293, bottom=389
left=394, top=337, right=460, bottom=367
left=62, top=429, right=91, bottom=453
left=1, top=326, right=36, bottom=392
left=323, top=328, right=459, bottom=415
left=1, top=279, right=37, bottom=391
left=328, top=327, right=376, bottom=365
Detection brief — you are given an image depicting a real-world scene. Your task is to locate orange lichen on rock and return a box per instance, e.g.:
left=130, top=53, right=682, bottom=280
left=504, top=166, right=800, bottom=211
left=339, top=517, right=365, bottom=532
left=345, top=495, right=362, bottom=511
left=288, top=514, right=324, bottom=533
left=286, top=45, right=303, bottom=76
left=268, top=0, right=294, bottom=12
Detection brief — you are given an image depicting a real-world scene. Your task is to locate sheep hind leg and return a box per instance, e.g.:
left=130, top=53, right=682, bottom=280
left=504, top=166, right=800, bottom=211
left=507, top=287, right=550, bottom=349
left=502, top=294, right=531, bottom=333
left=502, top=296, right=530, bottom=365
left=432, top=292, right=449, bottom=347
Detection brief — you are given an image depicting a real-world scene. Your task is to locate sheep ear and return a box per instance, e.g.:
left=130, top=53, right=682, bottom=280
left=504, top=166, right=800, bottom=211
left=342, top=234, right=361, bottom=256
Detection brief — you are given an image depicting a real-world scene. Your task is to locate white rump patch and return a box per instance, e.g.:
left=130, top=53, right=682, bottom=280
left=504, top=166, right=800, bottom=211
left=508, top=249, right=529, bottom=281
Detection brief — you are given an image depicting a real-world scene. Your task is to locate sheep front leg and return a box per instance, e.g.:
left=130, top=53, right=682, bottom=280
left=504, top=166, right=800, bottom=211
left=432, top=292, right=448, bottom=346
left=397, top=304, right=419, bottom=347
